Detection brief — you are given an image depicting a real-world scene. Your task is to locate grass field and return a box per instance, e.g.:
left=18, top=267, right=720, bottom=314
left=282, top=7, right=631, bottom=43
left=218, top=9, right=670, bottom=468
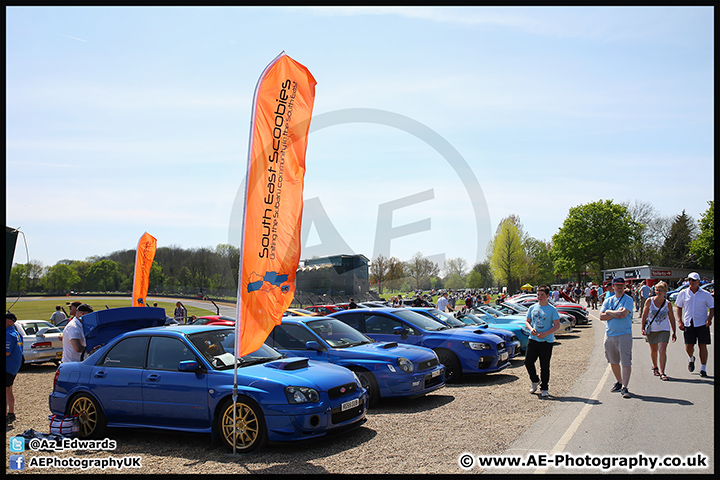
left=4, top=297, right=216, bottom=321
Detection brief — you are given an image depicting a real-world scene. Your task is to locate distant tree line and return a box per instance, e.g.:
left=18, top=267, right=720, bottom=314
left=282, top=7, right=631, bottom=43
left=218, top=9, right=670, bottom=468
left=8, top=244, right=241, bottom=298
left=8, top=200, right=713, bottom=297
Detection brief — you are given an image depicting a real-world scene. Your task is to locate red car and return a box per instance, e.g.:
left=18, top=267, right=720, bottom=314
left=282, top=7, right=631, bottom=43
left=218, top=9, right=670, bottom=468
left=303, top=305, right=347, bottom=315
left=191, top=315, right=236, bottom=326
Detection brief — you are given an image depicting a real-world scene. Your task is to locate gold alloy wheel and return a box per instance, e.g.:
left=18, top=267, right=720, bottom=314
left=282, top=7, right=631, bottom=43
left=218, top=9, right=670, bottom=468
left=69, top=395, right=98, bottom=437
left=220, top=401, right=262, bottom=451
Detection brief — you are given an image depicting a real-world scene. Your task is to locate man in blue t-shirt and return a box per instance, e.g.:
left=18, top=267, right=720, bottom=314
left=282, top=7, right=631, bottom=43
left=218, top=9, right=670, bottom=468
left=6, top=312, right=23, bottom=425
left=524, top=285, right=561, bottom=398
left=600, top=277, right=635, bottom=398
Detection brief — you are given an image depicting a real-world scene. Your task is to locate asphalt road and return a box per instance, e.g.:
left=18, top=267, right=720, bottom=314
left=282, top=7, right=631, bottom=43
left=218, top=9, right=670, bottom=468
left=491, top=307, right=714, bottom=475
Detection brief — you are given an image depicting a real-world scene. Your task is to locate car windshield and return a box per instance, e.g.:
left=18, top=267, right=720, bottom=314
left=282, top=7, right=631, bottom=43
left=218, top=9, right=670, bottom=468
left=306, top=319, right=373, bottom=348
left=188, top=329, right=282, bottom=370
left=419, top=309, right=466, bottom=328
left=457, top=312, right=488, bottom=327
left=504, top=302, right=529, bottom=312
left=393, top=310, right=450, bottom=331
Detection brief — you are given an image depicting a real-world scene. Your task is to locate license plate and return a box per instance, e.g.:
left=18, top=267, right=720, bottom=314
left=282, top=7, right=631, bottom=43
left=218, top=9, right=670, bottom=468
left=55, top=352, right=62, bottom=358
left=341, top=398, right=360, bottom=411
left=500, top=352, right=509, bottom=362
left=431, top=369, right=440, bottom=378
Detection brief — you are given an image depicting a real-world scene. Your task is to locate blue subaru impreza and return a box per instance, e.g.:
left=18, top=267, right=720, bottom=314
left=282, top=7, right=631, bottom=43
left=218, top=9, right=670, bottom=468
left=49, top=325, right=367, bottom=452
left=268, top=316, right=445, bottom=406
left=330, top=308, right=510, bottom=383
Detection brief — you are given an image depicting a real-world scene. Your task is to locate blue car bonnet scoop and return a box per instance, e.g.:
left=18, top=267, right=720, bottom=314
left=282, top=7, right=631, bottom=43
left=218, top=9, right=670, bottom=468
left=265, top=358, right=310, bottom=370
left=379, top=342, right=399, bottom=349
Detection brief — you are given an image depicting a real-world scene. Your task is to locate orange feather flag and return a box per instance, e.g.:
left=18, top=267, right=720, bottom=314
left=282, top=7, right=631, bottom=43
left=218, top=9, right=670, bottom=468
left=236, top=52, right=316, bottom=356
left=132, top=232, right=157, bottom=307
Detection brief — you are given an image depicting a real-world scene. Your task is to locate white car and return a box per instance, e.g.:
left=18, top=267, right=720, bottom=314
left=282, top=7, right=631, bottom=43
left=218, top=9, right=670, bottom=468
left=14, top=320, right=64, bottom=367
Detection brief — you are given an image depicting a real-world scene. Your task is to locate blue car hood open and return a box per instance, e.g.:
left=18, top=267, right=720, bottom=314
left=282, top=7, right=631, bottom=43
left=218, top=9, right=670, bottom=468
left=82, top=307, right=167, bottom=351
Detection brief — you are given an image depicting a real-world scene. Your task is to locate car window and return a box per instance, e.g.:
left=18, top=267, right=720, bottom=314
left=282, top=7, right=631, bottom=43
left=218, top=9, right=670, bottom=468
left=334, top=312, right=364, bottom=331
left=270, top=324, right=317, bottom=350
left=101, top=337, right=149, bottom=368
left=363, top=314, right=417, bottom=335
left=147, top=336, right=198, bottom=371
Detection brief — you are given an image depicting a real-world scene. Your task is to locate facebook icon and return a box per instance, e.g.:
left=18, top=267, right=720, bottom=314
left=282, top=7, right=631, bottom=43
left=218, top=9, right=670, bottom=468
left=10, top=454, right=25, bottom=470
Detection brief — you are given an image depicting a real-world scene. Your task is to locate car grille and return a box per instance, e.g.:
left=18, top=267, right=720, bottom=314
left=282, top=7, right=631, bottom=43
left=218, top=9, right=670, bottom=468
left=424, top=372, right=443, bottom=388
left=417, top=357, right=439, bottom=372
left=328, top=382, right=358, bottom=399
left=331, top=403, right=364, bottom=424
left=478, top=356, right=493, bottom=369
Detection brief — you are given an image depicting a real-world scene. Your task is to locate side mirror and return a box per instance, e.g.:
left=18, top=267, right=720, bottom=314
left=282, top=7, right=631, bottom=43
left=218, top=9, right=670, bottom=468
left=178, top=360, right=200, bottom=372
left=393, top=326, right=408, bottom=340
left=305, top=341, right=323, bottom=351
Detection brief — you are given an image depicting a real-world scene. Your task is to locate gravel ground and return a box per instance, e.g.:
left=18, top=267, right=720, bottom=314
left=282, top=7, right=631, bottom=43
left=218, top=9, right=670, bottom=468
left=6, top=322, right=595, bottom=474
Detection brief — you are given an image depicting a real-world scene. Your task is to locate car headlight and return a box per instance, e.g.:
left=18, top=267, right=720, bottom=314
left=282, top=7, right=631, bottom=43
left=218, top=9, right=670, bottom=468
left=397, top=357, right=414, bottom=373
left=462, top=341, right=490, bottom=351
left=352, top=371, right=363, bottom=388
left=285, top=386, right=320, bottom=404
left=510, top=335, right=519, bottom=343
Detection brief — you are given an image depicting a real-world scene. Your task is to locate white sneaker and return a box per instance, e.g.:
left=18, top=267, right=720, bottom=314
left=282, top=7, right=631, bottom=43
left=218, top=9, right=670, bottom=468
left=541, top=390, right=549, bottom=398
left=530, top=382, right=539, bottom=393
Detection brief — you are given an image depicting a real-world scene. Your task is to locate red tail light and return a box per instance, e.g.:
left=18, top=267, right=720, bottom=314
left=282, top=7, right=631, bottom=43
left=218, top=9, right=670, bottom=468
left=31, top=341, right=53, bottom=349
left=53, top=368, right=60, bottom=389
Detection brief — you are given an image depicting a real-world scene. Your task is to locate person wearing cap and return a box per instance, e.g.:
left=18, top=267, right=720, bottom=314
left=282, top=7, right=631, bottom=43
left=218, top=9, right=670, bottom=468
left=62, top=303, right=93, bottom=363
left=675, top=272, right=714, bottom=377
left=600, top=277, right=635, bottom=398
left=6, top=312, right=23, bottom=425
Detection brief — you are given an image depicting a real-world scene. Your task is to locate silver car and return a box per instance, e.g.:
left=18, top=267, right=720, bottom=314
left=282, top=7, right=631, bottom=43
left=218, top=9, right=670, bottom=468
left=14, top=320, right=64, bottom=367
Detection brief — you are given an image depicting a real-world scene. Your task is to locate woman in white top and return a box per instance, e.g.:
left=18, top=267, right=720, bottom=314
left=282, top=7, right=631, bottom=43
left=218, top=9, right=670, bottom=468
left=640, top=281, right=677, bottom=380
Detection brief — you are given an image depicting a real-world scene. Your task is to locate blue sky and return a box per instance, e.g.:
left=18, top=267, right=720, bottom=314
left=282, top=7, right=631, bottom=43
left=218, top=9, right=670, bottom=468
left=6, top=6, right=714, bottom=271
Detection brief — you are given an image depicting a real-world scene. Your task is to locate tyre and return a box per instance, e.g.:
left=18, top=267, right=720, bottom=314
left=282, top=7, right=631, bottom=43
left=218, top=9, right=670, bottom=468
left=435, top=349, right=462, bottom=383
left=68, top=393, right=107, bottom=439
left=354, top=369, right=380, bottom=407
left=216, top=397, right=268, bottom=453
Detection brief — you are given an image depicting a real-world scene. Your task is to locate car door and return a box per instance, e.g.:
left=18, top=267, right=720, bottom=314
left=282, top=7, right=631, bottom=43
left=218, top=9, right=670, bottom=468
left=268, top=324, right=330, bottom=362
left=141, top=336, right=209, bottom=427
left=90, top=336, right=147, bottom=423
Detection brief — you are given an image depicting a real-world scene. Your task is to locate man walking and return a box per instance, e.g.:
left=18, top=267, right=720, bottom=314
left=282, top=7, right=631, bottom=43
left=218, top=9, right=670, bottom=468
left=50, top=305, right=67, bottom=326
left=524, top=285, right=561, bottom=398
left=600, top=277, right=634, bottom=398
left=675, top=272, right=714, bottom=377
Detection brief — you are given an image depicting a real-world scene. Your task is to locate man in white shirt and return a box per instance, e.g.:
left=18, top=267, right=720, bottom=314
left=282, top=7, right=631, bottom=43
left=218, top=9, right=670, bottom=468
left=436, top=293, right=450, bottom=312
left=551, top=287, right=560, bottom=302
left=62, top=304, right=93, bottom=363
left=675, top=272, right=714, bottom=377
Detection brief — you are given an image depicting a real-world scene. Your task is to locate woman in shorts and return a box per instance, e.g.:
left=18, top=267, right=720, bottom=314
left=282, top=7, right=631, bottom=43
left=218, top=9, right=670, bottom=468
left=640, top=281, right=676, bottom=380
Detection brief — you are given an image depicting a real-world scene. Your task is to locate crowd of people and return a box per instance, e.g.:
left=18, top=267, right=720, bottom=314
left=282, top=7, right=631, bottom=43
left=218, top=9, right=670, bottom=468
left=6, top=273, right=713, bottom=427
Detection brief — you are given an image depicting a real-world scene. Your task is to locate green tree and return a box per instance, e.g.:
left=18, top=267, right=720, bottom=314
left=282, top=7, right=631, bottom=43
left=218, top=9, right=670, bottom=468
left=8, top=264, right=28, bottom=294
left=659, top=210, right=697, bottom=268
left=550, top=200, right=639, bottom=279
left=85, top=259, right=122, bottom=291
left=689, top=201, right=714, bottom=270
left=523, top=238, right=555, bottom=286
left=490, top=217, right=525, bottom=294
left=42, top=263, right=81, bottom=293
left=445, top=273, right=465, bottom=290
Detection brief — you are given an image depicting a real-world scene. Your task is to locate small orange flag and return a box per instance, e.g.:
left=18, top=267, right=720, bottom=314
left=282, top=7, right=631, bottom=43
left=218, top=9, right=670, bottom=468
left=132, top=232, right=157, bottom=307
left=236, top=52, right=316, bottom=356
